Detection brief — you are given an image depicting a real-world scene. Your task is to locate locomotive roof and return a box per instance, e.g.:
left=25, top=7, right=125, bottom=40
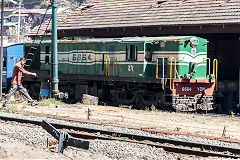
left=26, top=36, right=202, bottom=44
left=121, top=36, right=196, bottom=42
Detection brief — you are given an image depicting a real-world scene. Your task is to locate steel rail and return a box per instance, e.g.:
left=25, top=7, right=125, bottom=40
left=1, top=115, right=240, bottom=158
left=67, top=132, right=240, bottom=158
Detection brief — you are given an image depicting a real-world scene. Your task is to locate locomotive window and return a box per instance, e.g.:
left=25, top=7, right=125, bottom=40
left=45, top=46, right=50, bottom=64
left=145, top=43, right=153, bottom=62
left=45, top=46, right=50, bottom=54
left=45, top=55, right=50, bottom=64
left=126, top=45, right=137, bottom=61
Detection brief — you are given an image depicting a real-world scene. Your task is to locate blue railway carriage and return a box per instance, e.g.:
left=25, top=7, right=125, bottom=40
left=2, top=43, right=23, bottom=93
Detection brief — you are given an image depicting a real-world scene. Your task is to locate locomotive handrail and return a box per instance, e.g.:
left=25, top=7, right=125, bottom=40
left=204, top=58, right=211, bottom=75
left=170, top=57, right=180, bottom=90
left=156, top=57, right=165, bottom=90
left=113, top=57, right=118, bottom=76
left=213, top=59, right=218, bottom=90
left=106, top=57, right=110, bottom=76
left=106, top=57, right=118, bottom=76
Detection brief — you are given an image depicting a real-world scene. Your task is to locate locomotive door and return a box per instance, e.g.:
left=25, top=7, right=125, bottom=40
left=105, top=45, right=110, bottom=76
left=105, top=45, right=117, bottom=77
left=144, top=43, right=155, bottom=77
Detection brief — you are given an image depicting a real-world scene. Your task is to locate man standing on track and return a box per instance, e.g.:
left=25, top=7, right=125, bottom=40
left=2, top=57, right=38, bottom=108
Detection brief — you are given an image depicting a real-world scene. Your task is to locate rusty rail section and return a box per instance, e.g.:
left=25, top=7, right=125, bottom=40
left=5, top=111, right=240, bottom=144
left=0, top=115, right=240, bottom=158
left=24, top=112, right=240, bottom=144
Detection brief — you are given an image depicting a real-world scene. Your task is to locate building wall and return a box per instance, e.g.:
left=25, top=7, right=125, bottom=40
left=213, top=39, right=240, bottom=112
left=216, top=40, right=240, bottom=81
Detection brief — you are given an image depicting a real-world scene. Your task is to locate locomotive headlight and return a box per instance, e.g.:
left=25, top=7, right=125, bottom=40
left=190, top=37, right=199, bottom=47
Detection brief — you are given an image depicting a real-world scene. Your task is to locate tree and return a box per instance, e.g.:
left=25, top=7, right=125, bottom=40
left=5, top=0, right=84, bottom=9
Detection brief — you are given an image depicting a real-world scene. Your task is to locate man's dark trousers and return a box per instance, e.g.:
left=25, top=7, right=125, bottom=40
left=4, top=84, right=34, bottom=105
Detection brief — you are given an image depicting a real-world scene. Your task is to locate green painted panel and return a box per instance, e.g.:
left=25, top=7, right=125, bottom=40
left=58, top=63, right=144, bottom=77
left=143, top=36, right=208, bottom=78
left=28, top=36, right=209, bottom=80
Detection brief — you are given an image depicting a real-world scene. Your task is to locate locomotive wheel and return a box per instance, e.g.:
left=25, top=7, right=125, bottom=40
left=133, top=96, right=147, bottom=110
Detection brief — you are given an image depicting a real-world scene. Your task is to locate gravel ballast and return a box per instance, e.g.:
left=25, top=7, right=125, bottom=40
left=0, top=111, right=239, bottom=159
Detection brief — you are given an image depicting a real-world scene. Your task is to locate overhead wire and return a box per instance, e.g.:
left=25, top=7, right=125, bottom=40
left=21, top=1, right=43, bottom=6
left=25, top=0, right=84, bottom=70
left=25, top=4, right=52, bottom=70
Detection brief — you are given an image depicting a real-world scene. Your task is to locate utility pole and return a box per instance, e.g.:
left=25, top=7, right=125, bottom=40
left=17, top=1, right=21, bottom=43
left=0, top=0, right=4, bottom=98
left=9, top=0, right=20, bottom=43
left=51, top=0, right=59, bottom=95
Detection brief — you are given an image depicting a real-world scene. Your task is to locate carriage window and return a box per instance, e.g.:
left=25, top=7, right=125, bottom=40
left=126, top=45, right=137, bottom=61
left=3, top=56, right=6, bottom=67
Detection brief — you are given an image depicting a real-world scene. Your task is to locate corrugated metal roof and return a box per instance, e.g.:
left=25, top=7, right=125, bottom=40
left=28, top=0, right=240, bottom=36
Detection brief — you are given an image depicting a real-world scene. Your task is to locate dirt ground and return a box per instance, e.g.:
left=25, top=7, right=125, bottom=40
left=2, top=98, right=240, bottom=140
left=0, top=142, right=69, bottom=159
left=0, top=142, right=107, bottom=160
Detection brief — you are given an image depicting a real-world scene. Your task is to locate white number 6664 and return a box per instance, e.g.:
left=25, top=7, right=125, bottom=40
left=182, top=87, right=192, bottom=91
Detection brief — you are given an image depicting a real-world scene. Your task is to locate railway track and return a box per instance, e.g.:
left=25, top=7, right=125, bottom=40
left=0, top=115, right=240, bottom=159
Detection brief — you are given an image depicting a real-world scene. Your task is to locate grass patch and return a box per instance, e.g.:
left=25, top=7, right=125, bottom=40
left=4, top=105, right=17, bottom=113
left=39, top=98, right=64, bottom=106
left=23, top=112, right=31, bottom=116
left=10, top=100, right=25, bottom=104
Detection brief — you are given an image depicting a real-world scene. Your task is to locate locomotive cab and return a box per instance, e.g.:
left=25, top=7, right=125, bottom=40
left=120, top=36, right=216, bottom=111
left=149, top=36, right=216, bottom=111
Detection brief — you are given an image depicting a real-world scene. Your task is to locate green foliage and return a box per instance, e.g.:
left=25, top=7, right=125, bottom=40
left=58, top=0, right=82, bottom=9
left=7, top=0, right=85, bottom=9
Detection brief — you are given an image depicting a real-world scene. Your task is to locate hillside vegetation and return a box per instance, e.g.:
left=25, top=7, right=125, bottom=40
left=6, top=0, right=84, bottom=9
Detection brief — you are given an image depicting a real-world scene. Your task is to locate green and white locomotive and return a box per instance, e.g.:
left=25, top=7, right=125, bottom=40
left=24, top=36, right=217, bottom=111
